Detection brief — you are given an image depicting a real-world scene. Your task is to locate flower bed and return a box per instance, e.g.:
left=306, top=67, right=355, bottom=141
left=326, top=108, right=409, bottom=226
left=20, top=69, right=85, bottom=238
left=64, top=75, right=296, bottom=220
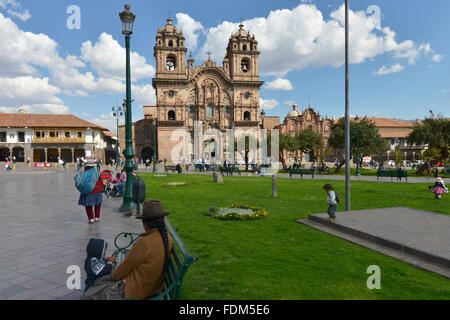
left=162, top=182, right=188, bottom=187
left=205, top=205, right=269, bottom=221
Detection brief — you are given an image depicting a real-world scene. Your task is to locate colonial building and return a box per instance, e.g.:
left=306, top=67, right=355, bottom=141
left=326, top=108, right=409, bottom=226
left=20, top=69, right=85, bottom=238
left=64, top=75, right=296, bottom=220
left=366, top=118, right=424, bottom=162
left=142, top=18, right=264, bottom=162
left=275, top=104, right=334, bottom=163
left=0, top=111, right=111, bottom=163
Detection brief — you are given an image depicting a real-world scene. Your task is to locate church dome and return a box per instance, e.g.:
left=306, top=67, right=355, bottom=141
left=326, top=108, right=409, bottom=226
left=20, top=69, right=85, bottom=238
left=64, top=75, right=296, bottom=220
left=287, top=104, right=301, bottom=118
left=233, top=23, right=250, bottom=38
left=159, top=18, right=182, bottom=35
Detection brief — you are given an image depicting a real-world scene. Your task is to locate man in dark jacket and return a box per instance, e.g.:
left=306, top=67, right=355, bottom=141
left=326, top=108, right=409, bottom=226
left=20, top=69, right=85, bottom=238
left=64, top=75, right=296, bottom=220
left=84, top=239, right=115, bottom=292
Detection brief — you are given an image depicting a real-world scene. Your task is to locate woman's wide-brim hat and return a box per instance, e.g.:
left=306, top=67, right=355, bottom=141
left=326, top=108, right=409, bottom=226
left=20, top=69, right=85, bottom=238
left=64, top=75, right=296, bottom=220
left=436, top=177, right=443, bottom=182
left=137, top=200, right=170, bottom=220
left=85, top=159, right=96, bottom=166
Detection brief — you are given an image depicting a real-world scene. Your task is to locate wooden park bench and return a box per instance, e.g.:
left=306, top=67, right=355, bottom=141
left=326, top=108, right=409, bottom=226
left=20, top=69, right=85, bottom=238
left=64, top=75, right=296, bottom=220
left=377, top=169, right=408, bottom=182
left=220, top=165, right=241, bottom=176
left=289, top=168, right=315, bottom=178
left=316, top=167, right=330, bottom=175
left=112, top=218, right=198, bottom=300
left=165, top=165, right=181, bottom=174
left=444, top=166, right=450, bottom=177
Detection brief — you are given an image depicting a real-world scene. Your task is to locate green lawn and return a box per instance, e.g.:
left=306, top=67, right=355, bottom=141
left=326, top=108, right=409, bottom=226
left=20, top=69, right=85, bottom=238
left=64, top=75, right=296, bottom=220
left=139, top=173, right=450, bottom=300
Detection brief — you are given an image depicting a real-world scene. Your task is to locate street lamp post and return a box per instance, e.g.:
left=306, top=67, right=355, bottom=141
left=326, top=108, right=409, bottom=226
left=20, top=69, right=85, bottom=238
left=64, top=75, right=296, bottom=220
left=260, top=108, right=266, bottom=166
left=344, top=0, right=351, bottom=211
left=119, top=4, right=137, bottom=213
left=112, top=101, right=124, bottom=166
left=152, top=118, right=157, bottom=173
left=355, top=115, right=360, bottom=176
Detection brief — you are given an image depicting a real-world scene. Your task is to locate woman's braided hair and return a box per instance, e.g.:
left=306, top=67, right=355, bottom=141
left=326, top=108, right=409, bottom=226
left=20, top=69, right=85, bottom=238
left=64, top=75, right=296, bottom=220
left=144, top=218, right=170, bottom=272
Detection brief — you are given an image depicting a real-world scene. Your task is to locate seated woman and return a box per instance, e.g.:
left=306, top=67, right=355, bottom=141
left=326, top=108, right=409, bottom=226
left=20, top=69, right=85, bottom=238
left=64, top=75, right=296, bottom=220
left=81, top=200, right=174, bottom=300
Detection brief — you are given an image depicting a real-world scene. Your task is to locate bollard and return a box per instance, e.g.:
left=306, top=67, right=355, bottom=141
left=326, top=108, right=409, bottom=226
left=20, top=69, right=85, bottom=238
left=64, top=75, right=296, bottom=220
left=272, top=174, right=277, bottom=198
left=13, top=164, right=16, bottom=171
left=67, top=164, right=69, bottom=169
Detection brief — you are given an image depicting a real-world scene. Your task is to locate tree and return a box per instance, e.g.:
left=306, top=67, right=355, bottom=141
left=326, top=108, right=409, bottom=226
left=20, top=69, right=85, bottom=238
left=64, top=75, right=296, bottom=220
left=395, top=146, right=402, bottom=164
left=407, top=111, right=450, bottom=162
left=328, top=117, right=387, bottom=172
left=295, top=128, right=324, bottom=163
left=267, top=132, right=297, bottom=170
left=225, top=136, right=260, bottom=171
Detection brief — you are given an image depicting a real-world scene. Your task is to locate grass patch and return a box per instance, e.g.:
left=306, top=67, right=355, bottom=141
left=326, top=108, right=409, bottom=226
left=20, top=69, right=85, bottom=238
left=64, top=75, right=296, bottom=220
left=138, top=173, right=450, bottom=300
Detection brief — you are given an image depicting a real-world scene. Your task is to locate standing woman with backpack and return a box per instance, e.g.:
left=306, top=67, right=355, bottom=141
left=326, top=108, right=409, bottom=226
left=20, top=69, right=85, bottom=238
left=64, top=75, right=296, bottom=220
left=77, top=160, right=104, bottom=224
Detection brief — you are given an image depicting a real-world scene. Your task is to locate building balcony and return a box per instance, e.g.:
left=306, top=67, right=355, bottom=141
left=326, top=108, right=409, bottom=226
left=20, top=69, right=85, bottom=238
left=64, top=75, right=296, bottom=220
left=158, top=121, right=185, bottom=127
left=234, top=121, right=260, bottom=127
left=32, top=137, right=86, bottom=144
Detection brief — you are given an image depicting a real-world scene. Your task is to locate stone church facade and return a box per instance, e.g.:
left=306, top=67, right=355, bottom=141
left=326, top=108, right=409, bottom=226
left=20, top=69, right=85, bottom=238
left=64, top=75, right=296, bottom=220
left=146, top=18, right=264, bottom=163
left=276, top=104, right=334, bottom=164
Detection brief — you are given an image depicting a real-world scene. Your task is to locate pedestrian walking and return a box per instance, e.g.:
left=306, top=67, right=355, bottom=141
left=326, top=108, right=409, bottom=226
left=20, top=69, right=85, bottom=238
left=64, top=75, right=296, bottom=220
left=323, top=184, right=340, bottom=222
left=26, top=156, right=30, bottom=166
left=58, top=158, right=65, bottom=172
left=5, top=159, right=12, bottom=172
left=425, top=159, right=432, bottom=179
left=429, top=177, right=448, bottom=200
left=76, top=160, right=104, bottom=224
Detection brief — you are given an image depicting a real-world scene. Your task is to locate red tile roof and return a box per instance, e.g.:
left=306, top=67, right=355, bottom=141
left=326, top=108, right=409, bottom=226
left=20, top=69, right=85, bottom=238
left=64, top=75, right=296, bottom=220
left=0, top=113, right=108, bottom=131
left=367, top=117, right=414, bottom=128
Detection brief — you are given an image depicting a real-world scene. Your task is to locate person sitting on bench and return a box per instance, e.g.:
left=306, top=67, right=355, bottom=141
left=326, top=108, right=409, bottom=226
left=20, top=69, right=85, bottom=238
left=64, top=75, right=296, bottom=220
left=81, top=201, right=174, bottom=300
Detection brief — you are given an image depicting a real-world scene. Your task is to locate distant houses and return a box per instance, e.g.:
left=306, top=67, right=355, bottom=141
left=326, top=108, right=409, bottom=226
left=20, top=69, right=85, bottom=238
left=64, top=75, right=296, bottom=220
left=0, top=110, right=117, bottom=163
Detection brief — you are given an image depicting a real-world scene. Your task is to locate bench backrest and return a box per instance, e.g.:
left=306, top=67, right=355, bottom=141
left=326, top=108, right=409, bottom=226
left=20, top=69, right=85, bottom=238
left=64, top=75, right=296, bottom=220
left=112, top=218, right=198, bottom=300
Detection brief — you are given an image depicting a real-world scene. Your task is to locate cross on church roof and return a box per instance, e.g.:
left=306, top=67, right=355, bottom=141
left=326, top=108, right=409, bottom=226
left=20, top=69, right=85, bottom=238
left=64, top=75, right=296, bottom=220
left=206, top=50, right=212, bottom=61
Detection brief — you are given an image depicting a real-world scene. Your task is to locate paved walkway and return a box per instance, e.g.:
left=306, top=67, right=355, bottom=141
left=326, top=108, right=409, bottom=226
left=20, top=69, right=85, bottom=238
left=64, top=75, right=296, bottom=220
left=298, top=207, right=450, bottom=278
left=0, top=170, right=144, bottom=300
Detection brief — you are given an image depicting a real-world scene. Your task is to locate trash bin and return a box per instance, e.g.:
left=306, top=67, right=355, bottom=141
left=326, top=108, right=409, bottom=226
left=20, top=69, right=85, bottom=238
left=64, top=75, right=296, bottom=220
left=132, top=176, right=146, bottom=218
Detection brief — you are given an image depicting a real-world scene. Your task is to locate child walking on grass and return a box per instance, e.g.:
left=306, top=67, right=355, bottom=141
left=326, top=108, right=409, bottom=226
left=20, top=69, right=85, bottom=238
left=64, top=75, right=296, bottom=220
left=323, top=184, right=339, bottom=222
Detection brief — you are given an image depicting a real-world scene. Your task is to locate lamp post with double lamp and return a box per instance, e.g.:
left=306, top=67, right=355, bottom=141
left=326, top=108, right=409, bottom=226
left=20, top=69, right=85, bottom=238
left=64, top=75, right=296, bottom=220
left=152, top=118, right=157, bottom=173
left=355, top=115, right=361, bottom=176
left=112, top=102, right=124, bottom=166
left=119, top=4, right=137, bottom=213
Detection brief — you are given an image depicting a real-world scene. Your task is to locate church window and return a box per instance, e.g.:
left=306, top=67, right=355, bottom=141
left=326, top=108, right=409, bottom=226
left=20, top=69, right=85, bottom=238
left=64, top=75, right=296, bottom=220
left=241, top=58, right=250, bottom=73
left=244, top=92, right=251, bottom=99
left=189, top=106, right=194, bottom=114
left=168, top=110, right=176, bottom=121
left=225, top=107, right=230, bottom=114
left=166, top=56, right=176, bottom=71
left=168, top=90, right=175, bottom=98
left=243, top=44, right=247, bottom=51
left=144, top=127, right=150, bottom=137
left=244, top=111, right=251, bottom=121
left=207, top=104, right=214, bottom=118
left=168, top=40, right=173, bottom=47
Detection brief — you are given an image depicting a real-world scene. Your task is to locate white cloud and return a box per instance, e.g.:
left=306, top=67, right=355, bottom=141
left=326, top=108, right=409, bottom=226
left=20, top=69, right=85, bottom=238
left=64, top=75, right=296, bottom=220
left=373, top=63, right=405, bottom=75
left=260, top=98, right=279, bottom=110
left=0, top=0, right=30, bottom=21
left=265, top=78, right=293, bottom=91
left=0, top=76, right=62, bottom=105
left=442, top=89, right=450, bottom=94
left=80, top=33, right=155, bottom=82
left=432, top=54, right=442, bottom=63
left=87, top=113, right=118, bottom=132
left=175, top=13, right=205, bottom=51
left=195, top=4, right=439, bottom=76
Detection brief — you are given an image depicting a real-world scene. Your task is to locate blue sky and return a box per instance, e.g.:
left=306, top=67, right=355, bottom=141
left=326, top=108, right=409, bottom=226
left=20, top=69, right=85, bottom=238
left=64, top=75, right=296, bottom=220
left=0, top=0, right=448, bottom=131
